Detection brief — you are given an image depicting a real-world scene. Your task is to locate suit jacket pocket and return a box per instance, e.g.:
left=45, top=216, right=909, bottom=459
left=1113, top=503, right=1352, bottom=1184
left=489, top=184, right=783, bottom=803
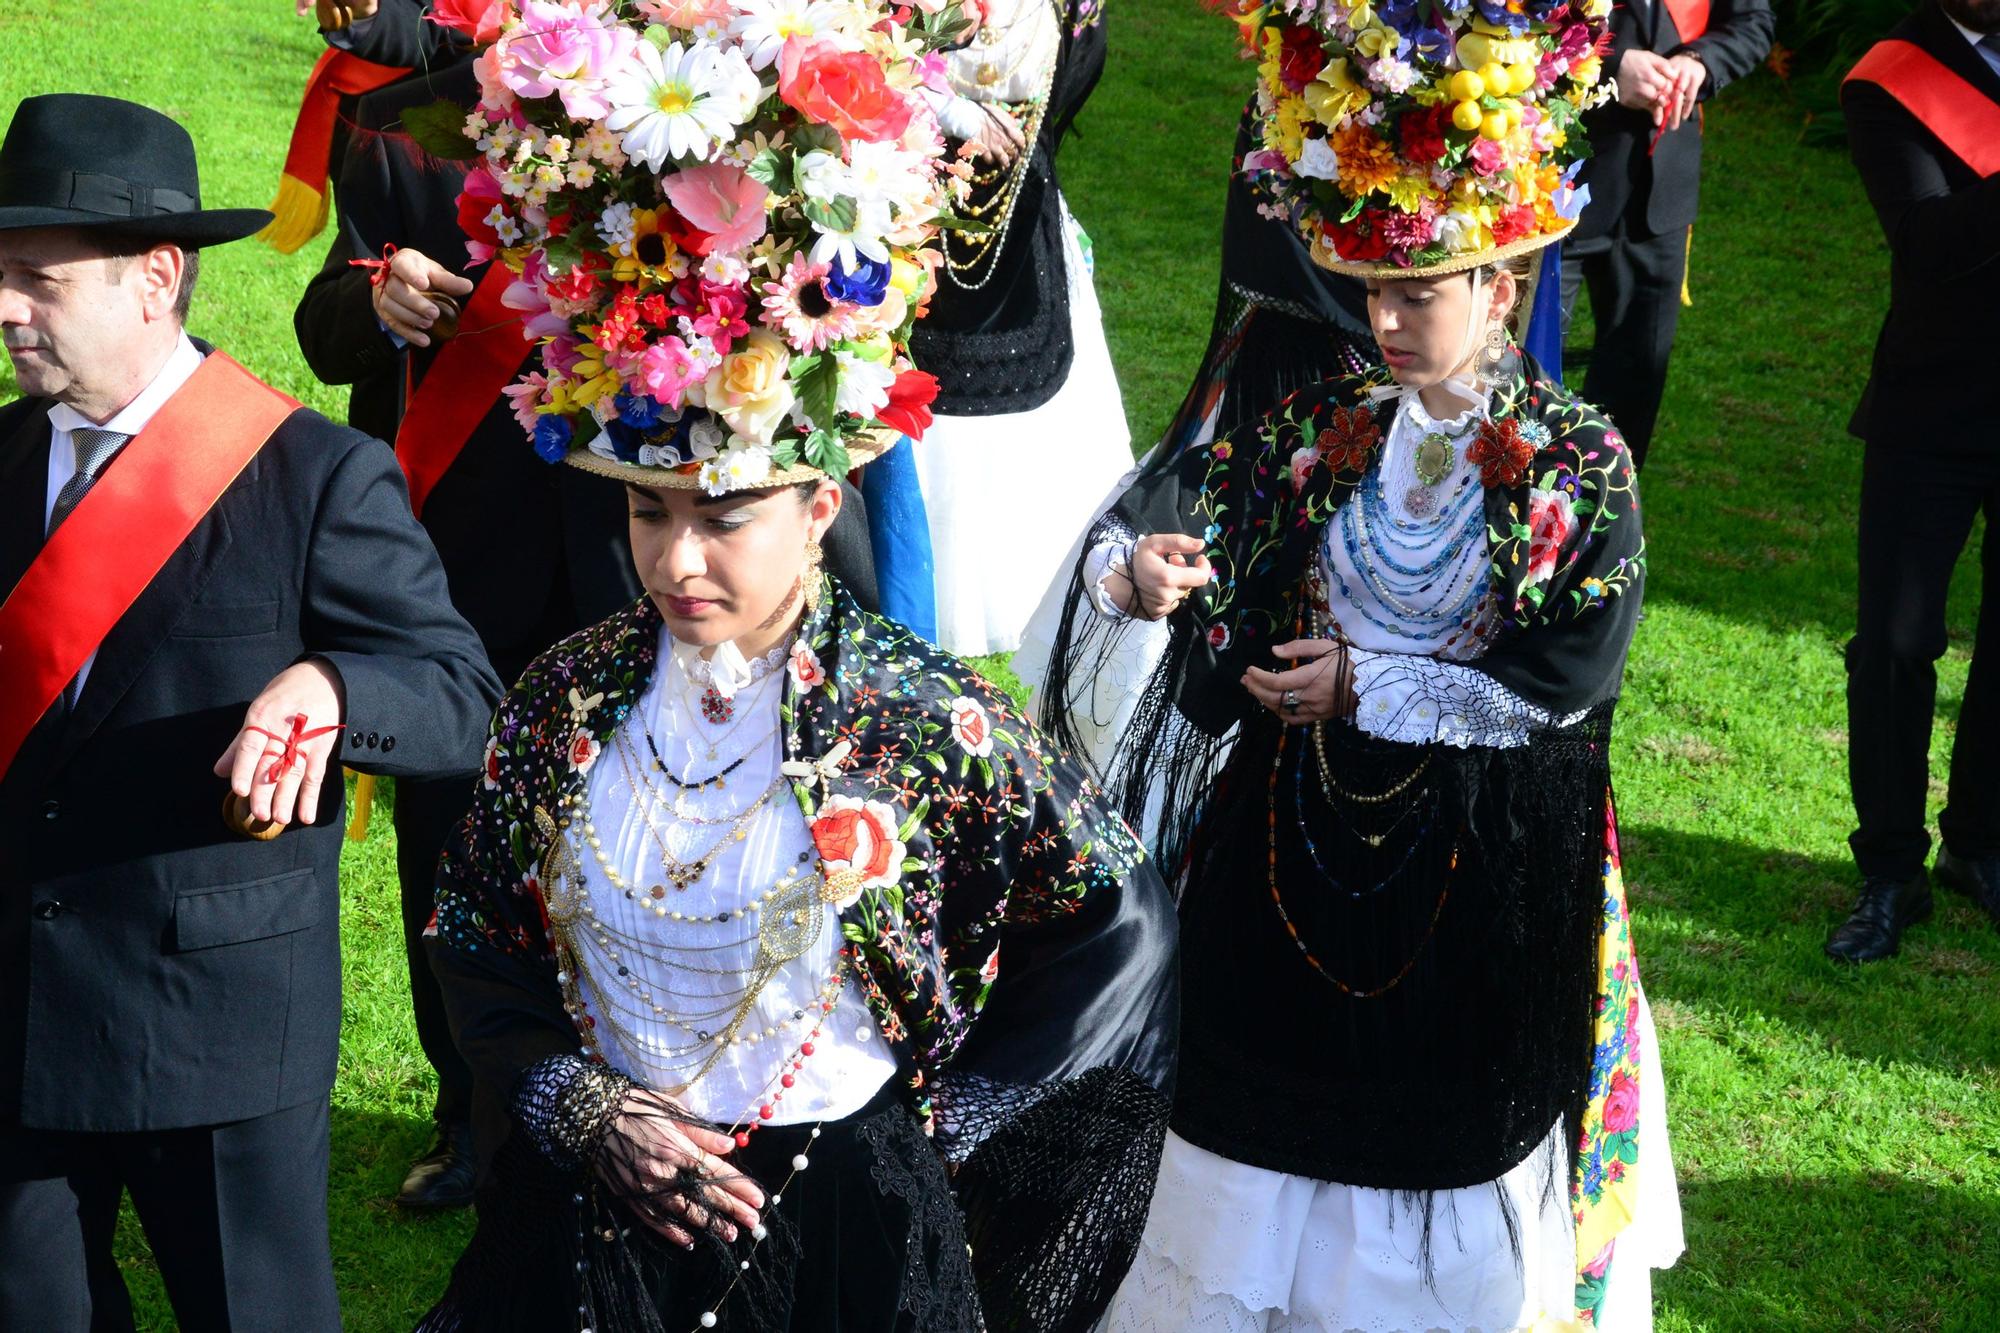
left=172, top=868, right=321, bottom=951
left=172, top=597, right=282, bottom=639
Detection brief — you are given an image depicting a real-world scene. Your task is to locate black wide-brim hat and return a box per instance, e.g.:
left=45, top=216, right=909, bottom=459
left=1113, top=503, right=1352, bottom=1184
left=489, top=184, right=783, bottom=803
left=0, top=93, right=270, bottom=246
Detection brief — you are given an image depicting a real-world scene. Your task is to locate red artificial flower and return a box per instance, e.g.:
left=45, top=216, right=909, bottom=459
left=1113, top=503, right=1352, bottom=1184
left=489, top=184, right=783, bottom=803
left=1314, top=404, right=1382, bottom=473
left=454, top=167, right=505, bottom=255
left=1277, top=26, right=1328, bottom=92
left=1329, top=211, right=1390, bottom=263
left=1468, top=416, right=1537, bottom=487
left=1491, top=203, right=1538, bottom=246
left=428, top=0, right=511, bottom=42
left=877, top=369, right=939, bottom=439
left=594, top=293, right=645, bottom=355
left=636, top=293, right=674, bottom=327
left=1399, top=105, right=1449, bottom=165
left=543, top=262, right=601, bottom=306
left=778, top=42, right=913, bottom=144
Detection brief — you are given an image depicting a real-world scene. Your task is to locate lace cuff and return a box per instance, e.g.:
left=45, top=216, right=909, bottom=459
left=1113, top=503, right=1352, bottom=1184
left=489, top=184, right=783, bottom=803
left=1081, top=517, right=1139, bottom=621
left=510, top=1053, right=633, bottom=1175
left=1348, top=649, right=1550, bottom=750
left=924, top=87, right=989, bottom=141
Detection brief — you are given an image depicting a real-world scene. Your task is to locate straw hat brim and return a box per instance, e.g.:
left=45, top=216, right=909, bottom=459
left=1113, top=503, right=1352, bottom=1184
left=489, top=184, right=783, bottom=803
left=564, top=428, right=900, bottom=490
left=1311, top=221, right=1576, bottom=279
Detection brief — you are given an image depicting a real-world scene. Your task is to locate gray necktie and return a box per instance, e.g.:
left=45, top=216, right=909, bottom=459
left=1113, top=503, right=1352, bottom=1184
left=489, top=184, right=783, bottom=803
left=48, top=426, right=130, bottom=539
left=48, top=426, right=130, bottom=709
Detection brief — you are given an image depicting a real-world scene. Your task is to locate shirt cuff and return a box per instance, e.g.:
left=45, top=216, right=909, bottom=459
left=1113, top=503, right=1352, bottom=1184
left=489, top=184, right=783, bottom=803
left=1349, top=650, right=1547, bottom=749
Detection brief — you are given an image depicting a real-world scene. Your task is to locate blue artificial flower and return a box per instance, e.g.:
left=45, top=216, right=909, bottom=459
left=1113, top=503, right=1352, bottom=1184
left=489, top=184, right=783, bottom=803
left=1473, top=0, right=1533, bottom=33
left=614, top=391, right=672, bottom=430
left=599, top=416, right=643, bottom=461
left=824, top=254, right=892, bottom=308
left=531, top=414, right=573, bottom=464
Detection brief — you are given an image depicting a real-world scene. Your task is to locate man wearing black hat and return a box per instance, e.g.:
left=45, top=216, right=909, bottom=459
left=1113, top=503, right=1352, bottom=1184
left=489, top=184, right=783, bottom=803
left=0, top=93, right=499, bottom=1328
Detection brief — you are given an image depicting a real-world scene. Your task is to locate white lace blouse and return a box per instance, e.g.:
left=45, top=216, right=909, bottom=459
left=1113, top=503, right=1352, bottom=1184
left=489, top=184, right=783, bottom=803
left=562, top=627, right=900, bottom=1126
left=1085, top=390, right=1557, bottom=749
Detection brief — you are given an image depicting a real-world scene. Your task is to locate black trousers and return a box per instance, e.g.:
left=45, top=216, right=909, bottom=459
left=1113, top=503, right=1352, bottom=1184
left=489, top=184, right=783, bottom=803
left=0, top=1099, right=339, bottom=1332
left=1560, top=222, right=1689, bottom=470
left=1848, top=442, right=2000, bottom=881
left=394, top=773, right=479, bottom=1126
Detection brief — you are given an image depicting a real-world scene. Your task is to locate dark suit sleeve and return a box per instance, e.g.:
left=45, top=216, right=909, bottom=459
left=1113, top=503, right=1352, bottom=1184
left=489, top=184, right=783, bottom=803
left=332, top=0, right=460, bottom=68
left=295, top=229, right=399, bottom=389
left=302, top=433, right=501, bottom=777
left=1680, top=0, right=1774, bottom=96
left=1844, top=80, right=2000, bottom=283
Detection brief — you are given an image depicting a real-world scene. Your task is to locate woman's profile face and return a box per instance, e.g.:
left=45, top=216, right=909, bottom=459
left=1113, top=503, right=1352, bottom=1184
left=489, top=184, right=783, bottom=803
left=1365, top=271, right=1511, bottom=390
left=626, top=479, right=840, bottom=648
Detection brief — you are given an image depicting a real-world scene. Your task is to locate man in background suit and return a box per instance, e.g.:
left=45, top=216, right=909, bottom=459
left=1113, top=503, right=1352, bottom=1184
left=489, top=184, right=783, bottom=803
left=0, top=94, right=499, bottom=1328
left=295, top=53, right=644, bottom=1209
left=1563, top=0, right=1772, bottom=468
left=1827, top=0, right=2000, bottom=961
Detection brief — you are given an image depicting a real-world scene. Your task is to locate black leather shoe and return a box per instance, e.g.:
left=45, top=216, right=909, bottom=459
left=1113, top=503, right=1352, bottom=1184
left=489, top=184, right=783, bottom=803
left=1935, top=847, right=2000, bottom=930
left=395, top=1120, right=476, bottom=1211
left=1825, top=873, right=1932, bottom=963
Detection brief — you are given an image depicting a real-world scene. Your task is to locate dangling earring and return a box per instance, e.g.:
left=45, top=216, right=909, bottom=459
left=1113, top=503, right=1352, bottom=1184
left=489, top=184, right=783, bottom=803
left=801, top=539, right=825, bottom=613
left=1479, top=322, right=1508, bottom=388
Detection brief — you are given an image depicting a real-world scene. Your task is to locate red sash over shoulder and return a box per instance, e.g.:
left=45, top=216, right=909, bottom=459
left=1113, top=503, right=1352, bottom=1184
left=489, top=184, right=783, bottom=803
left=1663, top=0, right=1709, bottom=43
left=258, top=48, right=413, bottom=254
left=1847, top=38, right=2000, bottom=177
left=394, top=263, right=527, bottom=518
left=0, top=354, right=296, bottom=780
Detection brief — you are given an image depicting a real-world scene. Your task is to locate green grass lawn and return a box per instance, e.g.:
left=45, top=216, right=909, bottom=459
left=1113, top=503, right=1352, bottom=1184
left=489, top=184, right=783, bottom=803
left=5, top=2, right=1999, bottom=1328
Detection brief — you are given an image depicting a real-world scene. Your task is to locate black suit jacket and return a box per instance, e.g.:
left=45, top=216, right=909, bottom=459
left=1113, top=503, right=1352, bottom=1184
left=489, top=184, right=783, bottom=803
left=0, top=352, right=500, bottom=1133
left=327, top=0, right=465, bottom=70
left=295, top=62, right=644, bottom=687
left=1846, top=2, right=2000, bottom=452
left=1575, top=0, right=1774, bottom=240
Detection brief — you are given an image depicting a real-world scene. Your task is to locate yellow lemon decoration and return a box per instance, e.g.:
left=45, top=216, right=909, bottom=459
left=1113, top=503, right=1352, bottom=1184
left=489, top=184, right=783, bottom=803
left=1448, top=69, right=1486, bottom=102
left=1479, top=110, right=1510, bottom=141
left=1453, top=99, right=1487, bottom=131
left=1509, top=62, right=1540, bottom=96
left=1479, top=62, right=1511, bottom=95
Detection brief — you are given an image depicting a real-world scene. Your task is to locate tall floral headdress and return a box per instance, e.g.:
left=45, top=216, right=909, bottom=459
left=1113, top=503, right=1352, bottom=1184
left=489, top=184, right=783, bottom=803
left=427, top=0, right=972, bottom=493
left=1221, top=0, right=1615, bottom=277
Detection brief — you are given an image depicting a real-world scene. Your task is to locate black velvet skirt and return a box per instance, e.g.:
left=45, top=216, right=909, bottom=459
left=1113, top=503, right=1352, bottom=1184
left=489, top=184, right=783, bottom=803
left=416, top=1081, right=982, bottom=1333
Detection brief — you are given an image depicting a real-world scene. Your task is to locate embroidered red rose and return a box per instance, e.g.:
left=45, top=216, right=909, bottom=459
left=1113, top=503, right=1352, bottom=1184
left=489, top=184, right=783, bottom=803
left=1524, top=486, right=1577, bottom=584
left=1206, top=624, right=1231, bottom=651
left=566, top=730, right=601, bottom=774
left=1602, top=1068, right=1639, bottom=1134
left=1467, top=416, right=1536, bottom=487
left=810, top=796, right=907, bottom=908
left=946, top=696, right=994, bottom=757
left=789, top=641, right=825, bottom=689
left=979, top=944, right=1002, bottom=985
left=482, top=737, right=503, bottom=790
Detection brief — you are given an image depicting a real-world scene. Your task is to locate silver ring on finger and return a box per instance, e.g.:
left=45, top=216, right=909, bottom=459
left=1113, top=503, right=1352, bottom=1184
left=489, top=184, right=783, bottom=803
left=1281, top=689, right=1300, bottom=713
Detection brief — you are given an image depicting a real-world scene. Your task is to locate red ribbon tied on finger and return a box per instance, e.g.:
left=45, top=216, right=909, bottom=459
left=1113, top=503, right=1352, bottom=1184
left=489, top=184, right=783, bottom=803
left=347, top=242, right=400, bottom=288
left=247, top=713, right=342, bottom=785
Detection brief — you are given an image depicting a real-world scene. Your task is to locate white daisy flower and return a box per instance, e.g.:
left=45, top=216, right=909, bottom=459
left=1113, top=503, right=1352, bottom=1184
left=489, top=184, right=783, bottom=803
left=832, top=349, right=896, bottom=420
left=605, top=41, right=738, bottom=170
left=729, top=0, right=848, bottom=71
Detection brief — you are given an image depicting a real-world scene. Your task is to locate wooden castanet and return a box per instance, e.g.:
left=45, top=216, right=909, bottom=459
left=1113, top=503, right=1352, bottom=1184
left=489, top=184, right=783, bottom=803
left=222, top=791, right=287, bottom=842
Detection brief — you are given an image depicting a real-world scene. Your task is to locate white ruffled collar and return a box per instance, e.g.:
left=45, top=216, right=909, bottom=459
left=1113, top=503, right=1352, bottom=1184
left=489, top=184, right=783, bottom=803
left=669, top=634, right=790, bottom=699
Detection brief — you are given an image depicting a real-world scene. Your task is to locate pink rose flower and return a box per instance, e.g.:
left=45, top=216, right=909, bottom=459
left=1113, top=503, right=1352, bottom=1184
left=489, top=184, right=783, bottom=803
left=1602, top=1069, right=1639, bottom=1134
left=567, top=729, right=601, bottom=774
left=500, top=0, right=637, bottom=121
left=1468, top=136, right=1507, bottom=177
left=1524, top=486, right=1577, bottom=585
left=636, top=335, right=704, bottom=405
left=663, top=162, right=770, bottom=257
left=637, top=0, right=731, bottom=23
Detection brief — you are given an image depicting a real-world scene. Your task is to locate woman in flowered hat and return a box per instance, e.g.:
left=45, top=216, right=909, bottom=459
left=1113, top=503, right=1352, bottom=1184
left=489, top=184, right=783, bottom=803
left=407, top=4, right=1175, bottom=1329
left=1047, top=2, right=1684, bottom=1328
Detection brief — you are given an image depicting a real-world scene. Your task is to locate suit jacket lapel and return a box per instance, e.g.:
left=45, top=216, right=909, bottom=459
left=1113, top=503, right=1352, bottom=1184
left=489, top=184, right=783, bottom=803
left=51, top=463, right=244, bottom=772
left=0, top=404, right=52, bottom=603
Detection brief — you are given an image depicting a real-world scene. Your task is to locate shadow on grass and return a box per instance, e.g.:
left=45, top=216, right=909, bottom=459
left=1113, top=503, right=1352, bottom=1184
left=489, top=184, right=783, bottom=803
left=1658, top=1172, right=2000, bottom=1329
left=1623, top=823, right=2000, bottom=1079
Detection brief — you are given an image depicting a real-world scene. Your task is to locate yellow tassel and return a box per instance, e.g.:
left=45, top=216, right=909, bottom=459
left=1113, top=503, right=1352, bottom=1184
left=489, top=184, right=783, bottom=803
left=257, top=173, right=331, bottom=255
left=345, top=770, right=377, bottom=842
left=1680, top=226, right=1694, bottom=308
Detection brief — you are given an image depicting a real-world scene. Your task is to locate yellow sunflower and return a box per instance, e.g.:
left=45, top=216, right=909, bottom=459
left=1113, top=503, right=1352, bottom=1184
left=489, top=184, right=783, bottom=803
left=612, top=206, right=679, bottom=285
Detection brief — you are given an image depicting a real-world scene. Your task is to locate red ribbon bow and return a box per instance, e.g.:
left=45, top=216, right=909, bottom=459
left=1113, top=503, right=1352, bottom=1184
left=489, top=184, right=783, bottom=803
left=247, top=713, right=342, bottom=785
left=347, top=242, right=401, bottom=289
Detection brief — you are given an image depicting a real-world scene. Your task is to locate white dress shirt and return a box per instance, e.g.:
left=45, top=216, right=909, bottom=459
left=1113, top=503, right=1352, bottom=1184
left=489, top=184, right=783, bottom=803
left=566, top=625, right=901, bottom=1125
left=1949, top=16, right=2000, bottom=80
left=42, top=333, right=205, bottom=697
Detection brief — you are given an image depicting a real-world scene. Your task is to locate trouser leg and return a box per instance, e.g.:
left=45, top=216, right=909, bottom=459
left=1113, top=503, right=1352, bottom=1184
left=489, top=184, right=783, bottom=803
left=1940, top=472, right=2000, bottom=859
left=121, top=1100, right=340, bottom=1332
left=0, top=1126, right=132, bottom=1333
left=394, top=773, right=479, bottom=1125
left=1848, top=443, right=1985, bottom=881
left=1577, top=223, right=1687, bottom=470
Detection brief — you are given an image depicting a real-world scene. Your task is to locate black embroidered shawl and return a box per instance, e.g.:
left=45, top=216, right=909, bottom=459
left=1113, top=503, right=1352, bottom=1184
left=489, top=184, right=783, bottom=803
left=424, top=582, right=1176, bottom=1331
